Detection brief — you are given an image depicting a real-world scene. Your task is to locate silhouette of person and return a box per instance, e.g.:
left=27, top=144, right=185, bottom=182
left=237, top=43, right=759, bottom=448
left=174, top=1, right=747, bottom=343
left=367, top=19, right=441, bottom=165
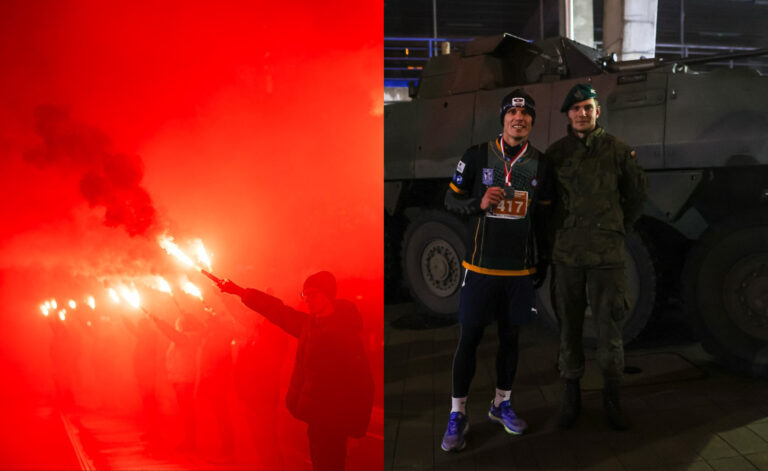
left=47, top=312, right=82, bottom=411
left=218, top=271, right=374, bottom=471
left=122, top=315, right=161, bottom=445
left=196, top=309, right=236, bottom=462
left=229, top=304, right=286, bottom=469
left=149, top=313, right=201, bottom=452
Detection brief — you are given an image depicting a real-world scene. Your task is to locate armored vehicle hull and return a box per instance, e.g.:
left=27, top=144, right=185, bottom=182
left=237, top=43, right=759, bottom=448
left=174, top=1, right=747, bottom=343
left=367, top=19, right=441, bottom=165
left=385, top=34, right=768, bottom=375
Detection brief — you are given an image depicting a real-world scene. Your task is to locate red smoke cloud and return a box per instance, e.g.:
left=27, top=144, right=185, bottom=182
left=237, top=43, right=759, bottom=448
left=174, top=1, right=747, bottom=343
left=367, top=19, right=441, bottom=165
left=0, top=1, right=382, bottom=468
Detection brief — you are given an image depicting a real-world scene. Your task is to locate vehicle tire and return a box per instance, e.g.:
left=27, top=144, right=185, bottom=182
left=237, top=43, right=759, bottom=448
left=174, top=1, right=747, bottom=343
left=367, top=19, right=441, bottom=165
left=536, top=232, right=657, bottom=347
left=682, top=211, right=768, bottom=376
left=401, top=210, right=468, bottom=316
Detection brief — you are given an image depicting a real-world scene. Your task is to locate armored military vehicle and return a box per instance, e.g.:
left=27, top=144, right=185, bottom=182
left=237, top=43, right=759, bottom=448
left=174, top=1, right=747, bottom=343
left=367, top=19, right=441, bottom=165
left=385, top=34, right=768, bottom=375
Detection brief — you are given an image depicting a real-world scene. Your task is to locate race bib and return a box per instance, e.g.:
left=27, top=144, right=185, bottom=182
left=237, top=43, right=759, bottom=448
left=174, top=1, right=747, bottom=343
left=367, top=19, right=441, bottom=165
left=488, top=190, right=529, bottom=219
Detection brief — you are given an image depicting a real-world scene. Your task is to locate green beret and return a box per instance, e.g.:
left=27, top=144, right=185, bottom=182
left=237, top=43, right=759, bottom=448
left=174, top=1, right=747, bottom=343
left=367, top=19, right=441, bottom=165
left=560, top=83, right=598, bottom=112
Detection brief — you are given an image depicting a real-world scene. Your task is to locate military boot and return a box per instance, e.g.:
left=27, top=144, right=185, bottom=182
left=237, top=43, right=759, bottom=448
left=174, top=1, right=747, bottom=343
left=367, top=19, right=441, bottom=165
left=557, top=379, right=581, bottom=429
left=603, top=379, right=630, bottom=431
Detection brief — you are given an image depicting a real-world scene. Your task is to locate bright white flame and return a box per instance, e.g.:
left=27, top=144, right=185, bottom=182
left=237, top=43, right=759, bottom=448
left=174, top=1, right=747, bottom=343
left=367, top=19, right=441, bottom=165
left=158, top=234, right=197, bottom=269
left=51, top=299, right=58, bottom=309
left=181, top=281, right=203, bottom=300
left=58, top=309, right=66, bottom=321
left=86, top=296, right=96, bottom=310
left=40, top=305, right=49, bottom=317
left=68, top=299, right=76, bottom=309
left=44, top=301, right=51, bottom=310
left=193, top=239, right=212, bottom=272
left=119, top=285, right=142, bottom=310
left=146, top=275, right=172, bottom=295
left=108, top=288, right=120, bottom=303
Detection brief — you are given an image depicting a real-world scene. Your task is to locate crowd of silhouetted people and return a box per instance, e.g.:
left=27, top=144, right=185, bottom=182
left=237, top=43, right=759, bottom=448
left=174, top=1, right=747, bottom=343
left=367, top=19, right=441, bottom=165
left=44, top=271, right=376, bottom=470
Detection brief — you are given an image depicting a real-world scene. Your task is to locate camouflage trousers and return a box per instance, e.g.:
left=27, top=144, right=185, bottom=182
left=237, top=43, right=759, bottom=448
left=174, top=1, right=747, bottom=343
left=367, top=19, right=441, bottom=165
left=552, top=265, right=629, bottom=381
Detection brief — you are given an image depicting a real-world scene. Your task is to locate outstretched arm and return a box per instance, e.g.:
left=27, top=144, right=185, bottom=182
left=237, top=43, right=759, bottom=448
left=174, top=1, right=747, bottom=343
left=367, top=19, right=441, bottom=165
left=121, top=315, right=139, bottom=338
left=148, top=313, right=186, bottom=344
left=217, top=279, right=308, bottom=338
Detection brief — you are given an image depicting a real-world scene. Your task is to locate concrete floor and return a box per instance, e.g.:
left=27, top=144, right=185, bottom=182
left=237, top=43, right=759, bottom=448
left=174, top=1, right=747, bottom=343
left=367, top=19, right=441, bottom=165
left=385, top=302, right=768, bottom=471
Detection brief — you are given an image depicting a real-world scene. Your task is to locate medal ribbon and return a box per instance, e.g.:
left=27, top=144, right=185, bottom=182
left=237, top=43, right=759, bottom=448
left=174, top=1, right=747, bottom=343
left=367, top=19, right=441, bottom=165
left=500, top=138, right=528, bottom=187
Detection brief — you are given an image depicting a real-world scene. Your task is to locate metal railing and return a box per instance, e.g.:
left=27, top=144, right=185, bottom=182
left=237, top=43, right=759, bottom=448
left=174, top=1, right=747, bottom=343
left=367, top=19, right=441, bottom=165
left=385, top=37, right=768, bottom=88
left=384, top=37, right=472, bottom=88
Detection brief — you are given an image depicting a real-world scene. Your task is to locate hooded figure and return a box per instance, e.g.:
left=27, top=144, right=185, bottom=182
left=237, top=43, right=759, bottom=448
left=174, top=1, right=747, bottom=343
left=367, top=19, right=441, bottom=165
left=218, top=271, right=374, bottom=471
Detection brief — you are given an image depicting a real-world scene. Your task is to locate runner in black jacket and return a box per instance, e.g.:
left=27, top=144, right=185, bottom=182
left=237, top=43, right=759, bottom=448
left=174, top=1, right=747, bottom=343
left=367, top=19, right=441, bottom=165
left=440, top=89, right=553, bottom=452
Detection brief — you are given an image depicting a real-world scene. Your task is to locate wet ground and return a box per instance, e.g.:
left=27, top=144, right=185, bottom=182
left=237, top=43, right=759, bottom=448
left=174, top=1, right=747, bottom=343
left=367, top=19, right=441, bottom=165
left=385, top=301, right=768, bottom=471
left=0, top=390, right=382, bottom=470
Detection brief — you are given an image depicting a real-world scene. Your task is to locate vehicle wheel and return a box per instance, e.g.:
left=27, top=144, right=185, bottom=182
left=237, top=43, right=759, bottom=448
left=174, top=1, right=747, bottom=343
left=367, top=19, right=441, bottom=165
left=536, top=232, right=657, bottom=347
left=683, top=211, right=768, bottom=376
left=401, top=210, right=468, bottom=316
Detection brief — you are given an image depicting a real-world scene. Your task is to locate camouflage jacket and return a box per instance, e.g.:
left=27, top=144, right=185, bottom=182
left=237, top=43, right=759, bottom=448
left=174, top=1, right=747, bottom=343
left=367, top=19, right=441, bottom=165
left=544, top=125, right=647, bottom=267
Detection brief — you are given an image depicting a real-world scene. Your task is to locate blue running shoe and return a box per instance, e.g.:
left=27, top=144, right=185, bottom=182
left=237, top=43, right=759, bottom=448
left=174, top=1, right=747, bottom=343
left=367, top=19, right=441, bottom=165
left=488, top=400, right=527, bottom=434
left=441, top=411, right=469, bottom=452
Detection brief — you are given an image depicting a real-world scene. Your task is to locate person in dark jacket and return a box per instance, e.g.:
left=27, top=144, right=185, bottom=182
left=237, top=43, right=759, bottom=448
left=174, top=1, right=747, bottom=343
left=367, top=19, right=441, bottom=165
left=217, top=271, right=374, bottom=471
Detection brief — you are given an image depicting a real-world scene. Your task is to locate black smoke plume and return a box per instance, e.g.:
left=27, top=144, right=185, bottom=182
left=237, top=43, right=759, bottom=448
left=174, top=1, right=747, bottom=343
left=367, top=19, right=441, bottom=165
left=24, top=105, right=156, bottom=236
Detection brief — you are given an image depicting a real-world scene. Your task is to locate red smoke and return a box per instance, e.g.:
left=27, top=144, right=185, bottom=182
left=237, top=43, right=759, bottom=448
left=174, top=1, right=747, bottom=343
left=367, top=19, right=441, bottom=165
left=0, top=1, right=382, bottom=469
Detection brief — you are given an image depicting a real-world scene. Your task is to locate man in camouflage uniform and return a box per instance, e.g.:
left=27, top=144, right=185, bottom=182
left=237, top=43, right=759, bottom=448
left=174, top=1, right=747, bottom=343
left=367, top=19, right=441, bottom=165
left=545, top=83, right=646, bottom=431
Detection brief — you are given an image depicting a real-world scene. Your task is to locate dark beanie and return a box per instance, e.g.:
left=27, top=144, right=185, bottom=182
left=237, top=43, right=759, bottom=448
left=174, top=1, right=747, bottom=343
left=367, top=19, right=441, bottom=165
left=303, top=271, right=337, bottom=300
left=500, top=88, right=536, bottom=125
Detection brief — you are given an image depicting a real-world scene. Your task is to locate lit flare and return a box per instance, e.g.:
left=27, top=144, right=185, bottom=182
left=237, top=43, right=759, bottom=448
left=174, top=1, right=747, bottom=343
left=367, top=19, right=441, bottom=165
left=193, top=239, right=212, bottom=272
left=86, top=296, right=96, bottom=310
left=68, top=299, right=77, bottom=309
left=181, top=280, right=203, bottom=300
left=158, top=234, right=197, bottom=270
left=146, top=275, right=173, bottom=295
left=119, top=284, right=142, bottom=310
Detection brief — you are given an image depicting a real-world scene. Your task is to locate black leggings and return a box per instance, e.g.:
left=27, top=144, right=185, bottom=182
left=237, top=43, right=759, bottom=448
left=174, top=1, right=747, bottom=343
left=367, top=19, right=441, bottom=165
left=451, top=320, right=520, bottom=398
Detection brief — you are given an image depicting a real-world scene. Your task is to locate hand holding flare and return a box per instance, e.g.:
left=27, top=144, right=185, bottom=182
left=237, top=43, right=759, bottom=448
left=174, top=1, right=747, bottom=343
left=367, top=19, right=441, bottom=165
left=215, top=278, right=245, bottom=297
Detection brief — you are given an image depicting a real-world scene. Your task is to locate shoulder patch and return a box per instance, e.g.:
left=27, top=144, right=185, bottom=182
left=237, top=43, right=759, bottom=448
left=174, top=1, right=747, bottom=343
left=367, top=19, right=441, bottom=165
left=482, top=168, right=494, bottom=186
left=457, top=161, right=466, bottom=173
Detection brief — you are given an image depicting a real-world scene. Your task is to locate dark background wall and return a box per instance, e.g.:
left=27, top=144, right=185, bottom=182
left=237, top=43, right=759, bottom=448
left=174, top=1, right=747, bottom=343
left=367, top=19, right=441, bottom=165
left=385, top=0, right=768, bottom=50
